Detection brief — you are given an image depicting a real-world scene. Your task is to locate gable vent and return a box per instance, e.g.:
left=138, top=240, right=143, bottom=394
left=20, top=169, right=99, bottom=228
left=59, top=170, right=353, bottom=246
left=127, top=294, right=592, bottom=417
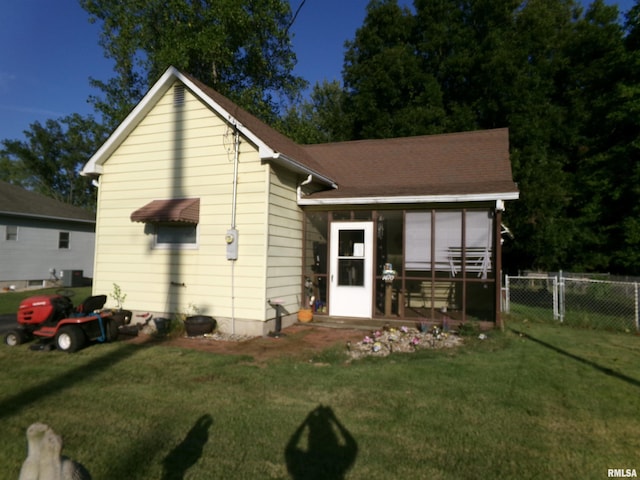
left=173, top=84, right=185, bottom=107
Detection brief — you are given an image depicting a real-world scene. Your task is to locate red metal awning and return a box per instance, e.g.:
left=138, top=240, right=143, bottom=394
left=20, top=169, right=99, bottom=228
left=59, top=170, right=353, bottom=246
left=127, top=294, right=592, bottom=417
left=130, top=198, right=200, bottom=224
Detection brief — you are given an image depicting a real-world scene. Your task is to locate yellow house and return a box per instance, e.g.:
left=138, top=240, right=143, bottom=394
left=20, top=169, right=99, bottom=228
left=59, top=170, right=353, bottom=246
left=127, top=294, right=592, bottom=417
left=82, top=66, right=519, bottom=335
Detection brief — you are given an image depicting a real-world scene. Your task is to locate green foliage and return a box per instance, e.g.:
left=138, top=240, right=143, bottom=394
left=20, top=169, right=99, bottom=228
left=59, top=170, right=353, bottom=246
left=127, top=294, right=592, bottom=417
left=329, top=0, right=640, bottom=275
left=109, top=283, right=127, bottom=309
left=344, top=0, right=446, bottom=139
left=80, top=0, right=306, bottom=126
left=0, top=114, right=106, bottom=209
left=279, top=80, right=353, bottom=144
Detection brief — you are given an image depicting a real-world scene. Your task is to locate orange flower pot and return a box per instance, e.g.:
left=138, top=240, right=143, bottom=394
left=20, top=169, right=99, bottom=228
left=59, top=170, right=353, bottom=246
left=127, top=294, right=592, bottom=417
left=297, top=308, right=313, bottom=323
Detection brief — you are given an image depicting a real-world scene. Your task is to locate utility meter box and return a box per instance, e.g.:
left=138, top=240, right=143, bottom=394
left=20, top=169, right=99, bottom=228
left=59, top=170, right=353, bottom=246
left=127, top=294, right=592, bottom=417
left=225, top=228, right=239, bottom=260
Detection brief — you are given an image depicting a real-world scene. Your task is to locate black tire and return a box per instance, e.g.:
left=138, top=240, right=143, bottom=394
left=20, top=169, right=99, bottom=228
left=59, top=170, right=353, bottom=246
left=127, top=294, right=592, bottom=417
left=5, top=329, right=28, bottom=347
left=106, top=318, right=119, bottom=342
left=55, top=326, right=85, bottom=353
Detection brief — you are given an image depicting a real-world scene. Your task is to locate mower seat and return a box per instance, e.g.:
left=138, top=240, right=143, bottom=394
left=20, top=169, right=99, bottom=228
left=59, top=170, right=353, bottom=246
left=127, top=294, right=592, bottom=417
left=76, top=295, right=107, bottom=315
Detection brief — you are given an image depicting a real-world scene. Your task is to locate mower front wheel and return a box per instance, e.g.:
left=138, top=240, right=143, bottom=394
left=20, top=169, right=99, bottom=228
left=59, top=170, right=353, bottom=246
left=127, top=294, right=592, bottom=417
left=5, top=329, right=30, bottom=347
left=55, top=326, right=85, bottom=353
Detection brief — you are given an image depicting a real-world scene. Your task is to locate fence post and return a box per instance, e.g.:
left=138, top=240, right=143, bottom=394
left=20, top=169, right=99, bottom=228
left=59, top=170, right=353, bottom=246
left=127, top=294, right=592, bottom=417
left=635, top=282, right=639, bottom=332
left=504, top=274, right=510, bottom=314
left=559, top=271, right=565, bottom=323
left=552, top=275, right=559, bottom=321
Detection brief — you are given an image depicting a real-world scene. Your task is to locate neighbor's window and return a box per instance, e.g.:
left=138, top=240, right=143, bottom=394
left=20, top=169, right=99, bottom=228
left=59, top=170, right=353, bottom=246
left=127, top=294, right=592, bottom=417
left=155, top=223, right=198, bottom=249
left=6, top=225, right=17, bottom=241
left=58, top=232, right=70, bottom=249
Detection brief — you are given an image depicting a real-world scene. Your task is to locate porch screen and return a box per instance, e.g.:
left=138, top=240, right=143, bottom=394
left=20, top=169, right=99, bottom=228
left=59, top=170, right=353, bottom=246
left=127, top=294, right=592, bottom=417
left=405, top=210, right=492, bottom=276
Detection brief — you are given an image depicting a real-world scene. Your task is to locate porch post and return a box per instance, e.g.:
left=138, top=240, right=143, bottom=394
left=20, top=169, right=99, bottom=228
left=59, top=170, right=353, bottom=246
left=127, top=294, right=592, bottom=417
left=494, top=205, right=503, bottom=329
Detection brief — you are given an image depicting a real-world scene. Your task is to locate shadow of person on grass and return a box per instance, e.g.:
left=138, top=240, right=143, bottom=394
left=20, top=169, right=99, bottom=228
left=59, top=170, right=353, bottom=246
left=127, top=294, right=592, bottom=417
left=285, top=405, right=358, bottom=480
left=161, top=414, right=213, bottom=480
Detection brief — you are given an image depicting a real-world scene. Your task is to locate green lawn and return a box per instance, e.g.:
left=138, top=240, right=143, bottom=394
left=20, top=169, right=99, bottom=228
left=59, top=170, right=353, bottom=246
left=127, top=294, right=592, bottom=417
left=0, top=286, right=93, bottom=315
left=1, top=301, right=639, bottom=478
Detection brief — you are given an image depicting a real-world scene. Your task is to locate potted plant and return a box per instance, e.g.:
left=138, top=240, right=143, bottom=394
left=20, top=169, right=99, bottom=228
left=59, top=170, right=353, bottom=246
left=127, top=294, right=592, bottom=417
left=109, top=283, right=132, bottom=326
left=179, top=303, right=216, bottom=336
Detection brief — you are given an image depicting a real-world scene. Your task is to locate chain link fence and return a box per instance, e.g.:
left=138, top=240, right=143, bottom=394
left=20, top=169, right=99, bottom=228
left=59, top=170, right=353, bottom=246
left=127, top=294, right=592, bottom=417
left=503, top=272, right=640, bottom=332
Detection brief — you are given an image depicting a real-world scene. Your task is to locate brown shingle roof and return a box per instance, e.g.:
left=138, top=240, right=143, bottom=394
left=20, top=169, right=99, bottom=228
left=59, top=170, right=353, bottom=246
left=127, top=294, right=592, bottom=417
left=85, top=67, right=517, bottom=203
left=0, top=180, right=95, bottom=223
left=130, top=198, right=200, bottom=224
left=187, top=73, right=516, bottom=200
left=301, top=128, right=517, bottom=199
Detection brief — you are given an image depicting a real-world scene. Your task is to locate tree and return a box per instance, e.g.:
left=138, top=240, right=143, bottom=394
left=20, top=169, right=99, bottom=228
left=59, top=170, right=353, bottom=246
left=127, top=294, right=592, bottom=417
left=343, top=0, right=446, bottom=139
left=279, top=80, right=353, bottom=144
left=80, top=0, right=306, bottom=128
left=0, top=114, right=107, bottom=209
left=339, top=0, right=640, bottom=274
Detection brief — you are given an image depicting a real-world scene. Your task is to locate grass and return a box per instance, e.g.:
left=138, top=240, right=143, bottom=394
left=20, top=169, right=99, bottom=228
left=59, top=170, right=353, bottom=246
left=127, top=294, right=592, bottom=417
left=509, top=301, right=638, bottom=332
left=1, top=291, right=639, bottom=479
left=0, top=286, right=93, bottom=315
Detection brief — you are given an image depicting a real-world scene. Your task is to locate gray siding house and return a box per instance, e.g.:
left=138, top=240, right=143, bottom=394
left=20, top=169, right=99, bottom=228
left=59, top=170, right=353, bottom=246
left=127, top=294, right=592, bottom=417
left=0, top=180, right=95, bottom=290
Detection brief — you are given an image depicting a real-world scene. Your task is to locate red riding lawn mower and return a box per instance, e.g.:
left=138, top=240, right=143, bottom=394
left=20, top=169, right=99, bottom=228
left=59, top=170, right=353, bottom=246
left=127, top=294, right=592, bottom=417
left=4, top=292, right=131, bottom=352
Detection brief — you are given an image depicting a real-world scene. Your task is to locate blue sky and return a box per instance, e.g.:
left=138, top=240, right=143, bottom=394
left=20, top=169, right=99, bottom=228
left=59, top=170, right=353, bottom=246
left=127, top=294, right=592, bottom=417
left=0, top=0, right=635, bottom=143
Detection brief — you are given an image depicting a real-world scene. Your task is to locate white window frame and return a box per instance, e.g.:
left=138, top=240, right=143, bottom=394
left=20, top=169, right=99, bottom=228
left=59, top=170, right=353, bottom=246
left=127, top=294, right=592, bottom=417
left=58, top=231, right=70, bottom=249
left=5, top=225, right=17, bottom=241
left=153, top=223, right=199, bottom=250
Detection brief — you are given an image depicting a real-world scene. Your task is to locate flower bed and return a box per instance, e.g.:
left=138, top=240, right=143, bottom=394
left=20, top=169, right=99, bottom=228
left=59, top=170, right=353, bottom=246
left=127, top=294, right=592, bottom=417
left=347, top=325, right=463, bottom=359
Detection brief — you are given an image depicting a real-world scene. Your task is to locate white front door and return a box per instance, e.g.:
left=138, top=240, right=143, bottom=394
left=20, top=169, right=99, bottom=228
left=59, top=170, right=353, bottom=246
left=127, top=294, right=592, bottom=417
left=329, top=222, right=373, bottom=318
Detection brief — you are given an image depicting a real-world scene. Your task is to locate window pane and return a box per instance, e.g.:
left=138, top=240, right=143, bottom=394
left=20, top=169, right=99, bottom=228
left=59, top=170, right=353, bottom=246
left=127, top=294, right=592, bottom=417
left=435, top=211, right=462, bottom=273
left=405, top=211, right=431, bottom=270
left=58, top=232, right=70, bottom=249
left=338, top=230, right=364, bottom=257
left=338, top=259, right=364, bottom=286
left=6, top=225, right=17, bottom=241
left=156, top=224, right=197, bottom=244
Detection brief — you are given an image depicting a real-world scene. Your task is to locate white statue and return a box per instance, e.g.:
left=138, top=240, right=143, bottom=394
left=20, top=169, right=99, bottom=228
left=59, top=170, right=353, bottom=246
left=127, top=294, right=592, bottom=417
left=19, top=423, right=91, bottom=480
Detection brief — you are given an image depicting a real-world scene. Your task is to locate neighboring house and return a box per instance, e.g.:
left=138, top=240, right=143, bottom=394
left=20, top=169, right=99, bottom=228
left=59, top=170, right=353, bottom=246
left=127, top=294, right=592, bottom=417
left=81, top=66, right=519, bottom=335
left=0, top=180, right=95, bottom=290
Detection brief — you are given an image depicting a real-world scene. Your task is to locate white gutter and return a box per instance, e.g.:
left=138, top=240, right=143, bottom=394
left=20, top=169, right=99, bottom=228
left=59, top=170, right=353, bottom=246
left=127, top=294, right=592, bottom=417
left=297, top=191, right=520, bottom=206
left=296, top=174, right=314, bottom=203
left=272, top=152, right=336, bottom=188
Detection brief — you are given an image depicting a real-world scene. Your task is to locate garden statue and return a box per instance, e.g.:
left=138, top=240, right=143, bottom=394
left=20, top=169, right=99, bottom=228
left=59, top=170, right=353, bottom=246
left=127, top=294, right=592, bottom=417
left=19, top=423, right=91, bottom=480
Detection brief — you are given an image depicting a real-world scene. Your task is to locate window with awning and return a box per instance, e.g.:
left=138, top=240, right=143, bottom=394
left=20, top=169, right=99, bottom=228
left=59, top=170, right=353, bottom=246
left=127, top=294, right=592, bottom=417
left=130, top=198, right=200, bottom=224
left=131, top=198, right=200, bottom=248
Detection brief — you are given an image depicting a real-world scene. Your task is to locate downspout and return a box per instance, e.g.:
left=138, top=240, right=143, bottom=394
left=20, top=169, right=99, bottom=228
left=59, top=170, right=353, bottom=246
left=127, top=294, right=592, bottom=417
left=230, top=126, right=240, bottom=334
left=297, top=174, right=313, bottom=203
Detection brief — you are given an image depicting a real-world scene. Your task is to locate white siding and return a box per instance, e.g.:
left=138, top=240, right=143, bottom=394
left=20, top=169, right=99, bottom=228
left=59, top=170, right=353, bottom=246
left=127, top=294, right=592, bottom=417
left=92, top=82, right=270, bottom=333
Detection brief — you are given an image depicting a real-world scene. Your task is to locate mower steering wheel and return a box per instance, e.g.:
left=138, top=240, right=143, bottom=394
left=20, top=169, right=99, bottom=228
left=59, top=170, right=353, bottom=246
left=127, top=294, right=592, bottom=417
left=55, top=288, right=76, bottom=298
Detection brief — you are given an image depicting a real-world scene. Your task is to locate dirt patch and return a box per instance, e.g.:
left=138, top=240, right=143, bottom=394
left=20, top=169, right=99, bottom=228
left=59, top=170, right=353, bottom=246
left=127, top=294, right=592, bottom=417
left=122, top=324, right=366, bottom=363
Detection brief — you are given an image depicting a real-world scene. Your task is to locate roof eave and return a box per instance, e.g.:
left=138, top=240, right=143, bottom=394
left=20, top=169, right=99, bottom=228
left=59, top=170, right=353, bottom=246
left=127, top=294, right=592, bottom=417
left=0, top=210, right=96, bottom=224
left=297, top=191, right=520, bottom=206
left=271, top=153, right=337, bottom=188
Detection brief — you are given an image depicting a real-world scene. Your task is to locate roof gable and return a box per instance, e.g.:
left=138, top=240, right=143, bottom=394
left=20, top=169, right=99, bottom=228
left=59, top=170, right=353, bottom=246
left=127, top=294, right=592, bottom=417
left=0, top=180, right=95, bottom=223
left=81, top=66, right=335, bottom=186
